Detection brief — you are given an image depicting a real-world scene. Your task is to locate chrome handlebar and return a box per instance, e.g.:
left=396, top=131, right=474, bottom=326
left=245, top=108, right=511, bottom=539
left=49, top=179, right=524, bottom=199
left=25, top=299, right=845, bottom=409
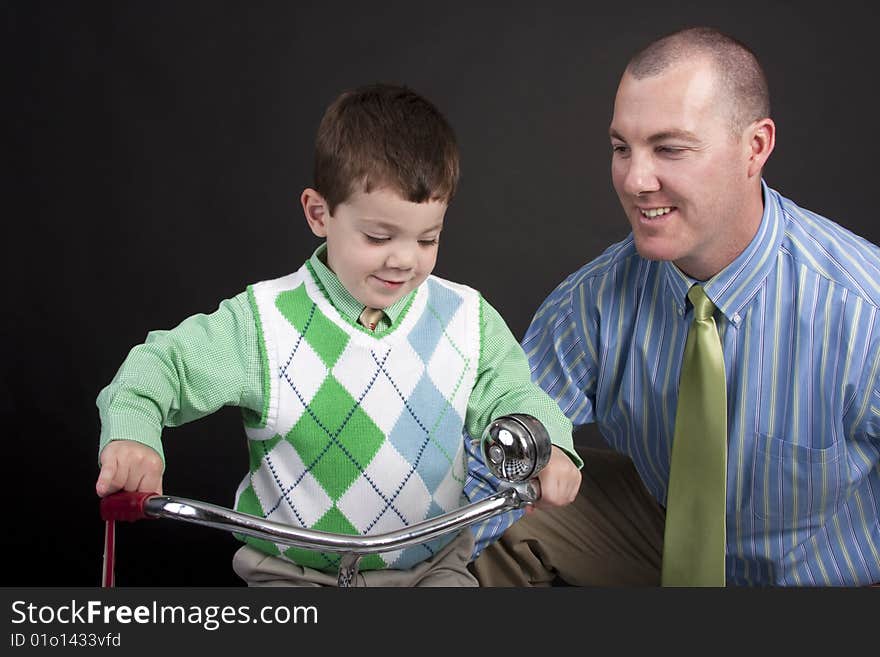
left=140, top=481, right=537, bottom=554
left=101, top=414, right=551, bottom=587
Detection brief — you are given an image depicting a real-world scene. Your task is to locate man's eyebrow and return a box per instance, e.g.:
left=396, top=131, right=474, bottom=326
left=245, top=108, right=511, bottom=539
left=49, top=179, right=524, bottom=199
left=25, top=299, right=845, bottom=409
left=608, top=128, right=701, bottom=143
left=647, top=129, right=700, bottom=143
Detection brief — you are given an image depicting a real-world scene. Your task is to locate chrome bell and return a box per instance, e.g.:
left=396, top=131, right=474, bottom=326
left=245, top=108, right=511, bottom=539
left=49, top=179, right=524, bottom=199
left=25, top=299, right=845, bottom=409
left=480, top=414, right=552, bottom=482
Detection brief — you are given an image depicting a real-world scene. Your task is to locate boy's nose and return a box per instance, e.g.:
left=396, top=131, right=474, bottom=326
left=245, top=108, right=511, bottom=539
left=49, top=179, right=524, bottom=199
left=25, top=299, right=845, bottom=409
left=385, top=247, right=415, bottom=270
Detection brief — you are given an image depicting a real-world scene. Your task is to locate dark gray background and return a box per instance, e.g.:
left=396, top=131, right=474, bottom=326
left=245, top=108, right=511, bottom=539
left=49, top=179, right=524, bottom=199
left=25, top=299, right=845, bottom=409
left=5, top=0, right=879, bottom=586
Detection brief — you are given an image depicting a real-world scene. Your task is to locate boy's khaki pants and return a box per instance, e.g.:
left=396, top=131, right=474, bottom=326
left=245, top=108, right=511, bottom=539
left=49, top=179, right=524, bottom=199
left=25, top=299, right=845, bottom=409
left=233, top=528, right=477, bottom=587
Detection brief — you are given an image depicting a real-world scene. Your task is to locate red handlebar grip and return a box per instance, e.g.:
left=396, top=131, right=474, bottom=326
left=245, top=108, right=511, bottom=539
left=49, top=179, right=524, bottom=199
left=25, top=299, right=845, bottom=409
left=100, top=491, right=159, bottom=522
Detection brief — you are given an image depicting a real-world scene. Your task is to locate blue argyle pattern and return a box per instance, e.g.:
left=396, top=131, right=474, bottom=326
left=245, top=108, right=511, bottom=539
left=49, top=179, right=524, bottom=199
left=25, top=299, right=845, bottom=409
left=235, top=267, right=481, bottom=572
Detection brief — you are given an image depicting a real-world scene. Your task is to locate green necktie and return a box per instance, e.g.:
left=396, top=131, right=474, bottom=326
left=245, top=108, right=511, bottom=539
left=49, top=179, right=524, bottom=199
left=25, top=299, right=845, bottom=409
left=661, top=285, right=727, bottom=587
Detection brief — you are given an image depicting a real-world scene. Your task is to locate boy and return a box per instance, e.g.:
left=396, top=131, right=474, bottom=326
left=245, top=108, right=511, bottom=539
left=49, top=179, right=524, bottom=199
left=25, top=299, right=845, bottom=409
left=95, top=83, right=581, bottom=586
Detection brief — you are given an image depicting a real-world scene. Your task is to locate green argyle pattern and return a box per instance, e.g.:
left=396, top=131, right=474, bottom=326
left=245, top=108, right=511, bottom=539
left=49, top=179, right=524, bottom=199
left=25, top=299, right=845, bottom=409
left=234, top=266, right=481, bottom=571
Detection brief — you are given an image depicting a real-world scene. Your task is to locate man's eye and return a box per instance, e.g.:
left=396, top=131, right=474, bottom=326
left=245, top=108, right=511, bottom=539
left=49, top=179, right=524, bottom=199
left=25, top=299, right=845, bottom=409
left=365, top=235, right=390, bottom=244
left=657, top=146, right=684, bottom=155
left=612, top=144, right=629, bottom=154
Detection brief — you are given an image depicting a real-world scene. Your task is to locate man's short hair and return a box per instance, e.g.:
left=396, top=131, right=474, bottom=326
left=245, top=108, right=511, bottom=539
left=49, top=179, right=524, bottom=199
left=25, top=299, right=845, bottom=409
left=627, top=26, right=770, bottom=134
left=313, top=83, right=460, bottom=214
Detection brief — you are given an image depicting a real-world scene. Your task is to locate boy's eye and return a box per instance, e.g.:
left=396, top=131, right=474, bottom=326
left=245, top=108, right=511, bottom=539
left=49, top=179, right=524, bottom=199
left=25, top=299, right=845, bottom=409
left=418, top=238, right=439, bottom=246
left=365, top=235, right=390, bottom=244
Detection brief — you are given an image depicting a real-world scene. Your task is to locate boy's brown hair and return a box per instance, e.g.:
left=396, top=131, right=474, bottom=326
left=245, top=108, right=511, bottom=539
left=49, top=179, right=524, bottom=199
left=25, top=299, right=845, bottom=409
left=313, top=83, right=460, bottom=214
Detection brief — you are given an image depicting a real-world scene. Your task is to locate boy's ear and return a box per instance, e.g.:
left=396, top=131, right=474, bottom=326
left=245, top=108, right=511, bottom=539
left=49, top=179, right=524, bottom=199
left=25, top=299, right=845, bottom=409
left=301, top=188, right=330, bottom=237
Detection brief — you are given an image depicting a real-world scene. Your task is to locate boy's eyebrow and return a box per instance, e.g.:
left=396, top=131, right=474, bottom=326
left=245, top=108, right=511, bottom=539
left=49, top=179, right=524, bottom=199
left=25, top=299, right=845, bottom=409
left=363, top=220, right=444, bottom=233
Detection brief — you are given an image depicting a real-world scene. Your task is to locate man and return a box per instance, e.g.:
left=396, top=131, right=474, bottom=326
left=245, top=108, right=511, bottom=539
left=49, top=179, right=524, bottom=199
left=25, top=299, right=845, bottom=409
left=470, top=26, right=880, bottom=586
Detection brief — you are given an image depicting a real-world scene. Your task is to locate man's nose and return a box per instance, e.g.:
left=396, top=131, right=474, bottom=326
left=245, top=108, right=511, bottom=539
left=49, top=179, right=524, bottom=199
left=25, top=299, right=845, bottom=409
left=623, top=152, right=661, bottom=196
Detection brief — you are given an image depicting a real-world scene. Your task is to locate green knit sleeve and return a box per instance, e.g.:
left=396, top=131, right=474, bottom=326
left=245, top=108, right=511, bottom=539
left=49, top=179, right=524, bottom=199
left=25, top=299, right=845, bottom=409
left=465, top=296, right=582, bottom=468
left=96, top=291, right=263, bottom=463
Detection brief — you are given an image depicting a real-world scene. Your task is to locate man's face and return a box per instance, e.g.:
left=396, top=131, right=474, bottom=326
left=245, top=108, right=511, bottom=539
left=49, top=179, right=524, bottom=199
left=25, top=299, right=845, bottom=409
left=319, top=188, right=445, bottom=309
left=609, top=59, right=752, bottom=280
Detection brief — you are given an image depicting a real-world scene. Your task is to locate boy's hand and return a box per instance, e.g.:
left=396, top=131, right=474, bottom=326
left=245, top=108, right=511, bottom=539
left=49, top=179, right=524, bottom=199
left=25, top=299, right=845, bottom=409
left=531, top=445, right=581, bottom=510
left=95, top=440, right=164, bottom=497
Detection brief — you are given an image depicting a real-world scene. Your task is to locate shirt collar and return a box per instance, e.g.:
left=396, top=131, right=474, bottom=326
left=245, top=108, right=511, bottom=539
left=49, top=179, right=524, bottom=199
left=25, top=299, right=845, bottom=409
left=663, top=179, right=784, bottom=325
left=307, top=243, right=414, bottom=325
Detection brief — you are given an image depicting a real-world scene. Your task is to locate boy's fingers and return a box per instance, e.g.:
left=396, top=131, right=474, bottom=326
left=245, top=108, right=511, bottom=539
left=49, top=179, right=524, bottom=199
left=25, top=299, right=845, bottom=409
left=139, top=471, right=163, bottom=496
left=124, top=466, right=145, bottom=492
left=109, top=459, right=131, bottom=494
left=546, top=488, right=563, bottom=507
left=565, top=471, right=582, bottom=503
left=523, top=477, right=541, bottom=513
left=530, top=477, right=541, bottom=501
left=95, top=460, right=117, bottom=497
left=531, top=472, right=581, bottom=509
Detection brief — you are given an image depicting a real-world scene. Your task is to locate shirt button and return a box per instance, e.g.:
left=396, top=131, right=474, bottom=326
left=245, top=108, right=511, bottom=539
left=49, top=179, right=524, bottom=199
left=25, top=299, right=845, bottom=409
left=733, top=312, right=741, bottom=323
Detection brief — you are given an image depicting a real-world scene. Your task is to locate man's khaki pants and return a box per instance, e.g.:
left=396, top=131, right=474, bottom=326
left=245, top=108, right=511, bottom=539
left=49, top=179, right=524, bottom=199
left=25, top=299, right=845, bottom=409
left=470, top=447, right=665, bottom=586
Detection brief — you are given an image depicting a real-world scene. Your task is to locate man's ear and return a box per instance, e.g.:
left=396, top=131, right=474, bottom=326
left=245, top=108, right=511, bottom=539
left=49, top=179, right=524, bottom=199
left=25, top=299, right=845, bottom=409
left=301, top=188, right=330, bottom=237
left=745, top=118, right=776, bottom=178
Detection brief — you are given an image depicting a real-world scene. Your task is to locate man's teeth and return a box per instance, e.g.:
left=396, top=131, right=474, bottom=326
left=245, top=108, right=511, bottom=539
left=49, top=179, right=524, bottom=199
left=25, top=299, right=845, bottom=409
left=640, top=207, right=672, bottom=218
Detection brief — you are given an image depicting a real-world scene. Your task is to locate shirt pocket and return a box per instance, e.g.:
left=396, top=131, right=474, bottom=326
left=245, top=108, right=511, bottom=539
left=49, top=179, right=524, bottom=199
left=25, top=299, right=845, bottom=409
left=751, top=432, right=844, bottom=533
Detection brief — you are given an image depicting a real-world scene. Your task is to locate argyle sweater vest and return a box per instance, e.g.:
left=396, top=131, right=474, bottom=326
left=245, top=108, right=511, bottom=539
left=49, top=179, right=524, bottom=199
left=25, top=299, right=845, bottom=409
left=234, top=263, right=481, bottom=572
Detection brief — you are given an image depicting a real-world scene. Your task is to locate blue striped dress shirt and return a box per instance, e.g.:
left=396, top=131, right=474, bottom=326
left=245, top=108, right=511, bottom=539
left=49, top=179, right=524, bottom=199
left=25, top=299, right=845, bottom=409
left=522, top=182, right=880, bottom=585
left=464, top=436, right=524, bottom=558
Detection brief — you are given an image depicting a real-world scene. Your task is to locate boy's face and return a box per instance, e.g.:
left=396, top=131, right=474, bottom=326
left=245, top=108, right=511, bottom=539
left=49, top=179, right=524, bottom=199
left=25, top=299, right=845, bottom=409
left=304, top=187, right=446, bottom=309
